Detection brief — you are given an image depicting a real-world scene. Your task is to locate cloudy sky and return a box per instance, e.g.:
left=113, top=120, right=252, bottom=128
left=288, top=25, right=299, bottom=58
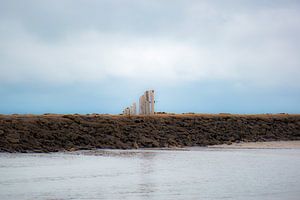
left=0, top=0, right=300, bottom=114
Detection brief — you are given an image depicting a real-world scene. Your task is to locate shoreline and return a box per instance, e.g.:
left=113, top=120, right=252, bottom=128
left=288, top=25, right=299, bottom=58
left=208, top=140, right=300, bottom=149
left=1, top=141, right=300, bottom=154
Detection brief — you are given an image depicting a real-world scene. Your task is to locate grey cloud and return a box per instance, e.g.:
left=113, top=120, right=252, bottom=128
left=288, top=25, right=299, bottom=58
left=0, top=0, right=300, bottom=88
left=1, top=0, right=298, bottom=40
left=1, top=0, right=300, bottom=114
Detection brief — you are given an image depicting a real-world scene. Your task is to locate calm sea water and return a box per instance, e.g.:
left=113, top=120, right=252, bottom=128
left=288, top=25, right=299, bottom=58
left=0, top=148, right=300, bottom=200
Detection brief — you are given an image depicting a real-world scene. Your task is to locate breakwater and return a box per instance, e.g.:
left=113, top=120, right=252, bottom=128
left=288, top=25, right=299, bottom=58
left=0, top=114, right=300, bottom=152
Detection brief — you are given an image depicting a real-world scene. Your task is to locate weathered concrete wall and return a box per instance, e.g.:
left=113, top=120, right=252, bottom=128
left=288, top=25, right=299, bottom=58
left=0, top=114, right=299, bottom=152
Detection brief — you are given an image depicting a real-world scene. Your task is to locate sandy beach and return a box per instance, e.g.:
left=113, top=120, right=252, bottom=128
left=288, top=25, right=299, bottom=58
left=209, top=140, right=300, bottom=149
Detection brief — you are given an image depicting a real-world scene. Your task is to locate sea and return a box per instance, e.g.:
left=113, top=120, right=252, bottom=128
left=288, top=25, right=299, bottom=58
left=0, top=148, right=300, bottom=200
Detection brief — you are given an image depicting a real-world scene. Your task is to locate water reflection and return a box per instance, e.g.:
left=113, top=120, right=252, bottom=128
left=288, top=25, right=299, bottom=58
left=72, top=149, right=160, bottom=158
left=78, top=149, right=159, bottom=197
left=138, top=151, right=156, bottom=197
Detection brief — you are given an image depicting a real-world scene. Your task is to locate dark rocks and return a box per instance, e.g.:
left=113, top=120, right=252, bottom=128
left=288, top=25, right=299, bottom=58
left=6, top=133, right=20, bottom=144
left=0, top=114, right=299, bottom=152
left=133, top=141, right=139, bottom=149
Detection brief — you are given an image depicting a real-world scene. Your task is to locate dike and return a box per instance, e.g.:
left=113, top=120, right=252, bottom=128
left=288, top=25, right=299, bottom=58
left=0, top=114, right=300, bottom=152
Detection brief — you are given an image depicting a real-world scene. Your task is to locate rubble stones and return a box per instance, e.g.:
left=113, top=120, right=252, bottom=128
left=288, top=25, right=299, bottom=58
left=0, top=114, right=299, bottom=152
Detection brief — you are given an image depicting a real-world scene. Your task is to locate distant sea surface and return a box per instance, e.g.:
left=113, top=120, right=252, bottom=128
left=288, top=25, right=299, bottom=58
left=1, top=148, right=300, bottom=200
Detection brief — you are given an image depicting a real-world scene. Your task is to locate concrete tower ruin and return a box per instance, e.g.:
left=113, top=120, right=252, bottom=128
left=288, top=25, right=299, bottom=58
left=122, top=102, right=137, bottom=115
left=122, top=90, right=155, bottom=115
left=139, top=90, right=155, bottom=115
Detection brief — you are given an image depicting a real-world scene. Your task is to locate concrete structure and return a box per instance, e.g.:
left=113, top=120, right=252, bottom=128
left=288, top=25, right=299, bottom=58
left=122, top=90, right=155, bottom=115
left=139, top=90, right=155, bottom=115
left=122, top=102, right=137, bottom=115
left=122, top=107, right=130, bottom=115
left=130, top=102, right=137, bottom=115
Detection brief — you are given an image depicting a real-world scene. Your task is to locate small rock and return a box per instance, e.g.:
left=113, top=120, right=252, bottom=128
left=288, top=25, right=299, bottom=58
left=133, top=141, right=139, bottom=149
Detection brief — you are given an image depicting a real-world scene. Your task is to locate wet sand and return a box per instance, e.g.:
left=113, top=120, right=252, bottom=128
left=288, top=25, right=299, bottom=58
left=209, top=140, right=300, bottom=149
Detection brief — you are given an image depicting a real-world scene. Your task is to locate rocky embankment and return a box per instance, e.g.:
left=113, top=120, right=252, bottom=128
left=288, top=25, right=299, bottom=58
left=0, top=114, right=300, bottom=152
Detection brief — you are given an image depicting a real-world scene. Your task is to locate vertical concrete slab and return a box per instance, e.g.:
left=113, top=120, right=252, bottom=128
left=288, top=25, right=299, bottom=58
left=148, top=90, right=154, bottom=115
left=132, top=102, right=137, bottom=115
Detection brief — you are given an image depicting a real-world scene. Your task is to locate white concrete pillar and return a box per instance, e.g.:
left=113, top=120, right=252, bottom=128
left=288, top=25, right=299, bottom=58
left=149, top=90, right=155, bottom=115
left=145, top=91, right=150, bottom=115
left=139, top=95, right=145, bottom=115
left=139, top=90, right=155, bottom=115
left=129, top=103, right=136, bottom=115
left=132, top=102, right=137, bottom=115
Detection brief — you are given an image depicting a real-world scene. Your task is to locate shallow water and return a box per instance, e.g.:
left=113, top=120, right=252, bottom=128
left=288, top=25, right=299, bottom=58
left=0, top=148, right=300, bottom=200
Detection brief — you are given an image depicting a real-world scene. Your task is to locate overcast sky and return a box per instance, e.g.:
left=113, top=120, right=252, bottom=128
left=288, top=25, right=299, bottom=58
left=0, top=0, right=300, bottom=114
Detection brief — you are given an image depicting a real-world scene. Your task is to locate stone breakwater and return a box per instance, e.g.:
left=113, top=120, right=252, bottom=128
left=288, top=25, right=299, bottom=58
left=0, top=114, right=300, bottom=153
